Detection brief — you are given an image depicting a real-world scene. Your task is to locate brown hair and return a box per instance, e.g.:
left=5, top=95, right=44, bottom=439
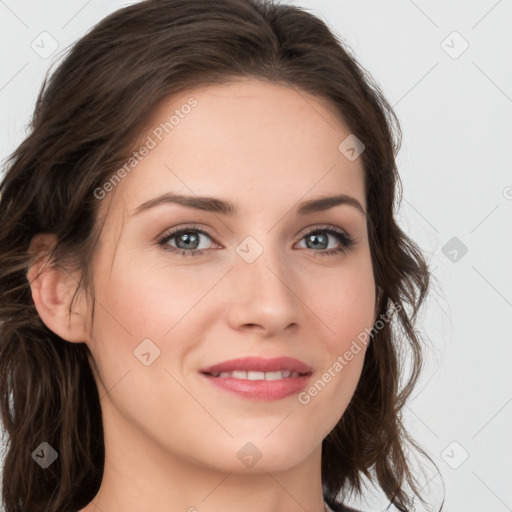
left=0, top=1, right=435, bottom=511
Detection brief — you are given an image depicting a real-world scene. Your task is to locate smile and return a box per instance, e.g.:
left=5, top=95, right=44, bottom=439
left=206, top=370, right=306, bottom=380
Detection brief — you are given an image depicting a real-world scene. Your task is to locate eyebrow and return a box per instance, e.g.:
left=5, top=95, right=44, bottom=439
left=132, top=192, right=366, bottom=217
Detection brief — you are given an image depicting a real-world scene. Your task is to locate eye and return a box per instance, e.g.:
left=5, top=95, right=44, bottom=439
left=157, top=224, right=355, bottom=257
left=157, top=225, right=217, bottom=257
left=295, top=226, right=355, bottom=256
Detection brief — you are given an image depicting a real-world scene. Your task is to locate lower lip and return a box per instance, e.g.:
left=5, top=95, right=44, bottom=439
left=200, top=373, right=312, bottom=400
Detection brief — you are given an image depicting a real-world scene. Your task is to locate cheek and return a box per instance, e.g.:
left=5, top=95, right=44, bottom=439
left=86, top=250, right=225, bottom=389
left=296, top=257, right=375, bottom=409
left=91, top=249, right=221, bottom=339
left=303, top=256, right=376, bottom=350
left=85, top=257, right=202, bottom=428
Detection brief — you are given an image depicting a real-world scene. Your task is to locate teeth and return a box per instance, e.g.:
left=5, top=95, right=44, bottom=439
left=264, top=371, right=284, bottom=380
left=210, top=370, right=303, bottom=380
left=247, top=371, right=265, bottom=380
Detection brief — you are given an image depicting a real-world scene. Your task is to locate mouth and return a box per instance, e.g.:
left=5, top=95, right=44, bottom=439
left=203, top=369, right=309, bottom=380
left=199, top=356, right=313, bottom=400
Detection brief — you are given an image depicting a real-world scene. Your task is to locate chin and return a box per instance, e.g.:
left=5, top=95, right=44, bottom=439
left=215, top=437, right=315, bottom=473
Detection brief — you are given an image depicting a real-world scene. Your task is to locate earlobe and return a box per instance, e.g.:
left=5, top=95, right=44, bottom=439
left=27, top=234, right=88, bottom=343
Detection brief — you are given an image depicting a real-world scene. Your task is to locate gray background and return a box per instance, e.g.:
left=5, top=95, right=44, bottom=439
left=1, top=1, right=511, bottom=511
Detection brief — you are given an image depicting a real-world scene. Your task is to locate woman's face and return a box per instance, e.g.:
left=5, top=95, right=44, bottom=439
left=85, top=78, right=376, bottom=473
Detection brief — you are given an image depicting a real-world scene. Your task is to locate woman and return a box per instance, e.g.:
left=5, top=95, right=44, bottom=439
left=0, top=1, right=435, bottom=511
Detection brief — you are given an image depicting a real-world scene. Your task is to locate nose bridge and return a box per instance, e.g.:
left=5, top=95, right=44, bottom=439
left=227, top=229, right=301, bottom=330
left=235, top=231, right=290, bottom=292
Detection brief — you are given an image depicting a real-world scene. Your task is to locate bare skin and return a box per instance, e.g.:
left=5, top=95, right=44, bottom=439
left=29, top=79, right=376, bottom=512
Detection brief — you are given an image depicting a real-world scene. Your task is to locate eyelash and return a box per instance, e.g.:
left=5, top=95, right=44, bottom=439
left=157, top=224, right=355, bottom=258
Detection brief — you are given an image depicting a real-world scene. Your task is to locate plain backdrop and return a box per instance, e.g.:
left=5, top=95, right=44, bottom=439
left=1, top=1, right=511, bottom=511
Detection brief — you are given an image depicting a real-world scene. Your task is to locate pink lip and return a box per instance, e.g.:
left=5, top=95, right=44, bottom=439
left=199, top=356, right=313, bottom=401
left=200, top=356, right=313, bottom=374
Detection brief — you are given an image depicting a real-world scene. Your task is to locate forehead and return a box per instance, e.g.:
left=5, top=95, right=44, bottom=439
left=104, top=79, right=366, bottom=216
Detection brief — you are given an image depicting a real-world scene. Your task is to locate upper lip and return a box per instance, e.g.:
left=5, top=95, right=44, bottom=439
left=200, top=356, right=313, bottom=375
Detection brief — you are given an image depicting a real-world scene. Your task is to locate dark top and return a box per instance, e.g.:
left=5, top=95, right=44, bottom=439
left=325, top=500, right=408, bottom=512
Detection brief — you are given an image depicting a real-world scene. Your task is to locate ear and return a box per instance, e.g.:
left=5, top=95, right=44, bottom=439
left=27, top=233, right=89, bottom=343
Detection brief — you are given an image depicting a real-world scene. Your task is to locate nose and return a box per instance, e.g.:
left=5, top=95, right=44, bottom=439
left=225, top=237, right=302, bottom=336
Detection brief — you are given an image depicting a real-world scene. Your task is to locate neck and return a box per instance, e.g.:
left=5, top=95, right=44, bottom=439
left=81, top=398, right=327, bottom=512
